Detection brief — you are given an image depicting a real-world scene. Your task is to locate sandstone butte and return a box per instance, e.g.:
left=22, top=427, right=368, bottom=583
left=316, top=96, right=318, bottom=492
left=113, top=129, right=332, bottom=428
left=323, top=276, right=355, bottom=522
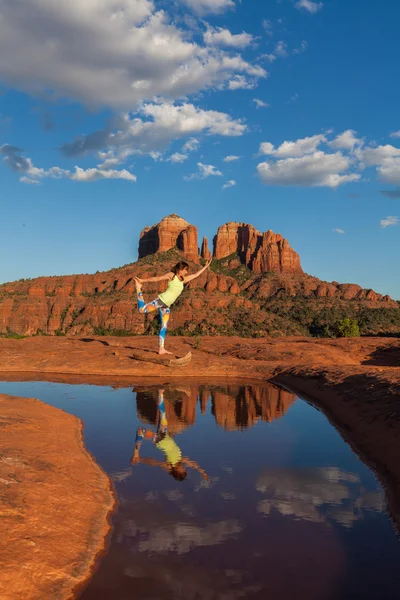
left=0, top=393, right=115, bottom=600
left=0, top=214, right=396, bottom=338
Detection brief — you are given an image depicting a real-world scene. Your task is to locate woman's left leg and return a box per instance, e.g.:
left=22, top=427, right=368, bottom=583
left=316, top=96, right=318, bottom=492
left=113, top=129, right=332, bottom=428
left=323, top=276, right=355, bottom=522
left=158, top=307, right=171, bottom=354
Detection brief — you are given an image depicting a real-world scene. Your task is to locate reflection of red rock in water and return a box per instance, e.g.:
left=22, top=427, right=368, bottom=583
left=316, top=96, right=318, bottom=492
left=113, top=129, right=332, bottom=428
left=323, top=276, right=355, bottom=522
left=136, top=388, right=198, bottom=435
left=210, top=385, right=296, bottom=430
left=135, top=385, right=296, bottom=434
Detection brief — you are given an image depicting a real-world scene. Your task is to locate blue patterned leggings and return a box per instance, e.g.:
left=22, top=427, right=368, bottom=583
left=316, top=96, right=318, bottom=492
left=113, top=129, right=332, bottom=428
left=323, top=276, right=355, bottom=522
left=137, top=292, right=170, bottom=349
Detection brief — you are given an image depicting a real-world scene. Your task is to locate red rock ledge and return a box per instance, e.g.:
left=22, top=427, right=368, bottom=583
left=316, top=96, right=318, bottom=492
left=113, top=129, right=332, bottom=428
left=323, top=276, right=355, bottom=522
left=0, top=394, right=115, bottom=600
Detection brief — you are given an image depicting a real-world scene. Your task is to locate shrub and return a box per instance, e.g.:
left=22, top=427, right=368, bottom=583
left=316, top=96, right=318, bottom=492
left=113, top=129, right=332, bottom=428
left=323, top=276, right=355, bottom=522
left=336, top=318, right=360, bottom=338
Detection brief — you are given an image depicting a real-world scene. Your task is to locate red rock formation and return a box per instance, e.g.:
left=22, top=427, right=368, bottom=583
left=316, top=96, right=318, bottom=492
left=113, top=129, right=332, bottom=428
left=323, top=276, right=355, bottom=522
left=213, top=222, right=302, bottom=274
left=201, top=237, right=212, bottom=260
left=139, top=214, right=199, bottom=263
left=0, top=215, right=396, bottom=337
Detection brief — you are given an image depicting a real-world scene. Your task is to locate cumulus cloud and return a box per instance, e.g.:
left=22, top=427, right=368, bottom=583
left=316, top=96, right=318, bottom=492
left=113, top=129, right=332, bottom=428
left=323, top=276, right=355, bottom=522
left=182, top=0, right=235, bottom=15
left=182, top=137, right=200, bottom=153
left=333, top=228, right=345, bottom=234
left=61, top=102, right=247, bottom=160
left=380, top=216, right=399, bottom=228
left=0, top=144, right=136, bottom=184
left=184, top=162, right=223, bottom=180
left=167, top=152, right=189, bottom=163
left=227, top=75, right=258, bottom=90
left=222, top=179, right=236, bottom=189
left=223, top=155, right=240, bottom=162
left=377, top=157, right=400, bottom=185
left=204, top=26, right=254, bottom=48
left=0, top=0, right=264, bottom=108
left=329, top=130, right=363, bottom=150
left=295, top=0, right=323, bottom=14
left=259, top=134, right=327, bottom=157
left=357, top=144, right=400, bottom=166
left=390, top=131, right=400, bottom=139
left=253, top=98, right=269, bottom=109
left=257, top=151, right=360, bottom=188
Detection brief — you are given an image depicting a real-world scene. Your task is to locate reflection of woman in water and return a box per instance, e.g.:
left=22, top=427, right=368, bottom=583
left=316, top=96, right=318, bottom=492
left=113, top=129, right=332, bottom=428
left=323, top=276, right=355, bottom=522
left=131, top=389, right=209, bottom=482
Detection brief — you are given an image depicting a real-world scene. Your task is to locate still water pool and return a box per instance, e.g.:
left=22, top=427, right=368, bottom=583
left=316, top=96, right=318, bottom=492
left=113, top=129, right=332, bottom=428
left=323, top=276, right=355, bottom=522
left=1, top=380, right=399, bottom=600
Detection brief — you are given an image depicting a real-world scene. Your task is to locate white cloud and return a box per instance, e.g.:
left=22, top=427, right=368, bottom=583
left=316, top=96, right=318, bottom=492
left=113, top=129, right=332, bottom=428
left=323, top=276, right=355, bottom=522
left=0, top=144, right=136, bottom=184
left=262, top=20, right=273, bottom=36
left=257, top=151, right=360, bottom=188
left=358, top=145, right=400, bottom=166
left=253, top=98, right=269, bottom=109
left=167, top=152, right=189, bottom=163
left=20, top=176, right=41, bottom=185
left=227, top=75, right=258, bottom=90
left=223, top=155, right=240, bottom=162
left=390, top=131, right=400, bottom=139
left=333, top=228, right=345, bottom=234
left=204, top=26, right=254, bottom=48
left=380, top=216, right=399, bottom=228
left=329, top=130, right=363, bottom=150
left=0, top=0, right=265, bottom=109
left=182, top=137, right=200, bottom=153
left=296, top=0, right=323, bottom=14
left=184, top=162, right=223, bottom=180
left=222, top=179, right=236, bottom=189
left=293, top=40, right=308, bottom=54
left=261, top=41, right=288, bottom=63
left=182, top=0, right=235, bottom=15
left=377, top=157, right=400, bottom=185
left=61, top=102, right=247, bottom=160
left=259, top=134, right=327, bottom=157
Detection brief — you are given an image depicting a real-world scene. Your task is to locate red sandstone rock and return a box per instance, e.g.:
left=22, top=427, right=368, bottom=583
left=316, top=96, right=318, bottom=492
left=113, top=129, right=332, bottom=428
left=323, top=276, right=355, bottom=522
left=214, top=222, right=302, bottom=274
left=201, top=237, right=212, bottom=260
left=139, top=214, right=199, bottom=263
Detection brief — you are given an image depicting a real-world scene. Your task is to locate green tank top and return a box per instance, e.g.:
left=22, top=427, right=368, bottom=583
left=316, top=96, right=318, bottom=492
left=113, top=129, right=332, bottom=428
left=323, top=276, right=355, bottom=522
left=156, top=435, right=182, bottom=466
left=158, top=275, right=184, bottom=307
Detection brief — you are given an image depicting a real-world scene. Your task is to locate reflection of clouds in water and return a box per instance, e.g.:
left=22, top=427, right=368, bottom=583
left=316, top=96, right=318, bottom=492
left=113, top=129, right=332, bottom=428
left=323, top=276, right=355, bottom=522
left=194, top=476, right=219, bottom=492
left=221, top=492, right=236, bottom=500
left=256, top=467, right=385, bottom=528
left=119, top=518, right=242, bottom=555
left=164, top=489, right=183, bottom=502
left=112, top=468, right=132, bottom=483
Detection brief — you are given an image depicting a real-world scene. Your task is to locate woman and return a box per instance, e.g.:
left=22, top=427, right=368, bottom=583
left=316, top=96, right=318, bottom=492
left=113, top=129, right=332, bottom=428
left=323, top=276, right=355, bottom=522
left=134, top=258, right=212, bottom=355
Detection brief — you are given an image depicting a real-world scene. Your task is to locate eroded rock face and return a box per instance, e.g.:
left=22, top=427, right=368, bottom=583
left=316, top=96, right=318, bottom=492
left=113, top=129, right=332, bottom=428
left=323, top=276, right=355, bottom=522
left=201, top=236, right=212, bottom=260
left=213, top=222, right=302, bottom=274
left=139, top=214, right=199, bottom=263
left=0, top=214, right=396, bottom=337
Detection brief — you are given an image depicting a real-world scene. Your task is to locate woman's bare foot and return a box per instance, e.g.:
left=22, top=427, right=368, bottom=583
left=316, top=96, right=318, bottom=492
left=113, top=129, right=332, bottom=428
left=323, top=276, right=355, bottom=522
left=133, top=277, right=142, bottom=292
left=158, top=348, right=173, bottom=355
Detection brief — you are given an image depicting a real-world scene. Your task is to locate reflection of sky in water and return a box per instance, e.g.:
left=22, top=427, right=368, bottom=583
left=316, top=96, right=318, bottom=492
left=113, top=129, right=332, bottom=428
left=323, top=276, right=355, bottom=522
left=256, top=467, right=385, bottom=527
left=1, top=380, right=399, bottom=600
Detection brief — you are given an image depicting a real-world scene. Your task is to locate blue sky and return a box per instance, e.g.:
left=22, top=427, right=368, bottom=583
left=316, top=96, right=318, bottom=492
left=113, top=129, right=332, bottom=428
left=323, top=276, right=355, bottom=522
left=1, top=0, right=399, bottom=298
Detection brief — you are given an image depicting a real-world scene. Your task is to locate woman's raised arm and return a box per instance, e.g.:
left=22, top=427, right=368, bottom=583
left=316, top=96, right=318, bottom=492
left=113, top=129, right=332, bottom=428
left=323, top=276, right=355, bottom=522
left=135, top=272, right=174, bottom=284
left=183, top=258, right=212, bottom=283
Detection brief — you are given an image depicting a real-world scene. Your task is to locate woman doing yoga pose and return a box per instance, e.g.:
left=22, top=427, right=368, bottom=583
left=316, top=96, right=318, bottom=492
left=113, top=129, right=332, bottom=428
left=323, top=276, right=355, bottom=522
left=134, top=258, right=211, bottom=355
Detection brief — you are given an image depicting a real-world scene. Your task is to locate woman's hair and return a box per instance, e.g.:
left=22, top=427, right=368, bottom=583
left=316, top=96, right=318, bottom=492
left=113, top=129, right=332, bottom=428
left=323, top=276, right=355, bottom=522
left=170, top=464, right=188, bottom=481
left=172, top=261, right=189, bottom=275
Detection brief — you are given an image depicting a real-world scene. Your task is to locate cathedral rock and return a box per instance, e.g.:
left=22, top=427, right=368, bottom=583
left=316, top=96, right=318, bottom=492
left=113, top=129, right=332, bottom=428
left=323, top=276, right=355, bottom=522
left=213, top=222, right=303, bottom=274
left=139, top=214, right=200, bottom=264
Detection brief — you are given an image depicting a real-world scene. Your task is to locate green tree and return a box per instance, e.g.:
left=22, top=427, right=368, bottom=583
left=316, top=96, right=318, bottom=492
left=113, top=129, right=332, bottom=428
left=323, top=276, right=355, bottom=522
left=336, top=318, right=360, bottom=338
